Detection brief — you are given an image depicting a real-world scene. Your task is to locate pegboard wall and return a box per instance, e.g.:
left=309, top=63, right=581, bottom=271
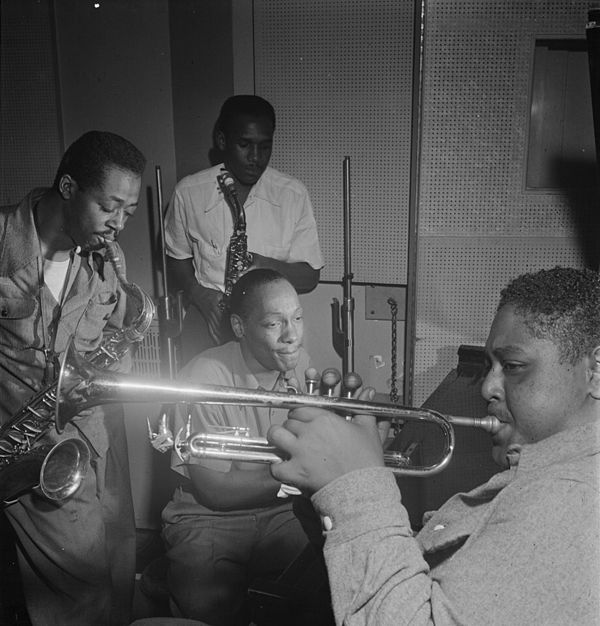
left=414, top=0, right=597, bottom=404
left=0, top=0, right=63, bottom=205
left=252, top=0, right=598, bottom=404
left=414, top=236, right=588, bottom=403
left=254, top=0, right=414, bottom=284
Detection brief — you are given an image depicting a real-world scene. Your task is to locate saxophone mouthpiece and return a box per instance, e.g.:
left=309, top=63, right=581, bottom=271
left=218, top=169, right=236, bottom=191
left=104, top=240, right=126, bottom=284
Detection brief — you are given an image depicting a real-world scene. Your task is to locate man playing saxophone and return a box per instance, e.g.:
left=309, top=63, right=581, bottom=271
left=164, top=95, right=324, bottom=366
left=161, top=269, right=311, bottom=626
left=0, top=131, right=146, bottom=625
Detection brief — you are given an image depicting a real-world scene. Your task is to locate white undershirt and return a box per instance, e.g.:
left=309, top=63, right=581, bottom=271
left=43, top=258, right=70, bottom=302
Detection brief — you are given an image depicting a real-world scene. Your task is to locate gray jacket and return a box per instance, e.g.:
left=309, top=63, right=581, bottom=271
left=312, top=421, right=600, bottom=625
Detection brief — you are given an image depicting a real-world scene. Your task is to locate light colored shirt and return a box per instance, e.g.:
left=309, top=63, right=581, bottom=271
left=162, top=341, right=311, bottom=522
left=164, top=164, right=324, bottom=292
left=312, top=421, right=600, bottom=626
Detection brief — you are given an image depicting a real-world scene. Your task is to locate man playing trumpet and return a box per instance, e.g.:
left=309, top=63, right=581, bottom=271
left=161, top=269, right=311, bottom=626
left=268, top=266, right=600, bottom=625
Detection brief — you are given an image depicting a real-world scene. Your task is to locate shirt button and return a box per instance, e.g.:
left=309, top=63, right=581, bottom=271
left=322, top=516, right=333, bottom=531
left=433, top=524, right=445, bottom=531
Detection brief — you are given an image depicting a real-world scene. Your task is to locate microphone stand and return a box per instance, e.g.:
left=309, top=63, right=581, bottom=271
left=331, top=156, right=355, bottom=375
left=155, top=165, right=181, bottom=379
left=148, top=166, right=181, bottom=453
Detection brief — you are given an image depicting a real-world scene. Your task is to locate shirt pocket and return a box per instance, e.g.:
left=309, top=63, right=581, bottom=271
left=194, top=235, right=226, bottom=277
left=73, top=291, right=119, bottom=350
left=0, top=295, right=37, bottom=347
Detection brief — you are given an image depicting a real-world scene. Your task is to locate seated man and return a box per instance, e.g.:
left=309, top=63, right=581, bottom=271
left=161, top=269, right=310, bottom=626
left=268, top=266, right=600, bottom=625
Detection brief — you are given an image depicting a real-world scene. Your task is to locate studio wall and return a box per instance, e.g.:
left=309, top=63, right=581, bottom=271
left=249, top=0, right=598, bottom=406
left=415, top=0, right=597, bottom=404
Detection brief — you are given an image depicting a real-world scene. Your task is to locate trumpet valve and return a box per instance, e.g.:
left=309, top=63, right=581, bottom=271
left=342, top=372, right=362, bottom=398
left=342, top=372, right=362, bottom=420
left=320, top=368, right=341, bottom=397
left=304, top=368, right=321, bottom=395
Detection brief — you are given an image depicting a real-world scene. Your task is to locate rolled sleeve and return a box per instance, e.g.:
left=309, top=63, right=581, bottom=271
left=164, top=189, right=193, bottom=260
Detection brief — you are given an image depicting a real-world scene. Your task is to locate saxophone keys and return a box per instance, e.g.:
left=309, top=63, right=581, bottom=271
left=0, top=441, right=14, bottom=455
left=21, top=420, right=43, bottom=435
left=6, top=431, right=27, bottom=445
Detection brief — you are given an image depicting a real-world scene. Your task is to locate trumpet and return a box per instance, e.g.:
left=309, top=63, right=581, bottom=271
left=56, top=339, right=501, bottom=476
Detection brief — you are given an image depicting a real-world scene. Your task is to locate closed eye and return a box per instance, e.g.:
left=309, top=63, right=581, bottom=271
left=502, top=361, right=525, bottom=372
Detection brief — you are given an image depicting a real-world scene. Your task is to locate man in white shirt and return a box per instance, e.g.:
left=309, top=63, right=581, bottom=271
left=164, top=95, right=323, bottom=365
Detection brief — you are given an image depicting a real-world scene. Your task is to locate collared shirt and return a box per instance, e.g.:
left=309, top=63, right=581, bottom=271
left=312, top=421, right=600, bottom=625
left=162, top=340, right=311, bottom=521
left=0, top=189, right=130, bottom=454
left=164, top=164, right=324, bottom=292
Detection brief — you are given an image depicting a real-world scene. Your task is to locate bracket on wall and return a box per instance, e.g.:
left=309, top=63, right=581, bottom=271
left=365, top=285, right=407, bottom=321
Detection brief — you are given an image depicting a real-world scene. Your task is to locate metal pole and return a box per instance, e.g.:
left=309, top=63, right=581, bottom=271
left=155, top=166, right=177, bottom=379
left=341, top=156, right=355, bottom=375
left=403, top=0, right=426, bottom=406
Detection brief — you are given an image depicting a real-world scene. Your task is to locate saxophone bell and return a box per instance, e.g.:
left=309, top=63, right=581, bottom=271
left=0, top=438, right=90, bottom=503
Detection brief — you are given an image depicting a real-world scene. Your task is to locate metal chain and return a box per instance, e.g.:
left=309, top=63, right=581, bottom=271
left=388, top=297, right=399, bottom=403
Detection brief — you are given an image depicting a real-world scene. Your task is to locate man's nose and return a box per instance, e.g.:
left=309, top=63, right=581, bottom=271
left=107, top=208, right=125, bottom=231
left=280, top=322, right=298, bottom=343
left=480, top=366, right=503, bottom=403
left=248, top=145, right=259, bottom=163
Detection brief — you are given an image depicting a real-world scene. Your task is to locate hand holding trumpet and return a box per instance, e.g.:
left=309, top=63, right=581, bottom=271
left=267, top=371, right=392, bottom=494
left=268, top=385, right=387, bottom=494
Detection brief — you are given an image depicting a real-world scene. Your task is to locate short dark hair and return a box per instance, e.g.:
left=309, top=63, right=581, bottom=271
left=498, top=266, right=600, bottom=364
left=228, top=269, right=291, bottom=319
left=53, top=130, right=146, bottom=192
left=216, top=95, right=276, bottom=134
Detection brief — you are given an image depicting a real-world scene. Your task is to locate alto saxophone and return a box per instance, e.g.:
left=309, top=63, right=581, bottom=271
left=217, top=170, right=253, bottom=310
left=0, top=241, right=155, bottom=502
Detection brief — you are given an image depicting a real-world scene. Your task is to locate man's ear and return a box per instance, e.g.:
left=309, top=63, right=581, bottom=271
left=215, top=130, right=226, bottom=153
left=58, top=175, right=75, bottom=200
left=230, top=313, right=244, bottom=339
left=588, top=346, right=600, bottom=400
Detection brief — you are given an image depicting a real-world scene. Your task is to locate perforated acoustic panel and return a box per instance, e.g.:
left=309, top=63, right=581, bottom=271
left=254, top=0, right=414, bottom=284
left=0, top=0, right=62, bottom=205
left=414, top=0, right=596, bottom=404
left=415, top=237, right=587, bottom=402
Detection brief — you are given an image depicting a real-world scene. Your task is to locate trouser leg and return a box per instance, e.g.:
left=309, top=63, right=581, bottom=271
left=4, top=413, right=136, bottom=626
left=5, top=463, right=113, bottom=626
left=163, top=515, right=254, bottom=626
left=100, top=406, right=137, bottom=626
left=251, top=505, right=308, bottom=581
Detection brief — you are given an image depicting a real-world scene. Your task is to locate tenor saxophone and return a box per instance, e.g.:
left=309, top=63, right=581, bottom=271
left=217, top=170, right=253, bottom=309
left=0, top=242, right=155, bottom=502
